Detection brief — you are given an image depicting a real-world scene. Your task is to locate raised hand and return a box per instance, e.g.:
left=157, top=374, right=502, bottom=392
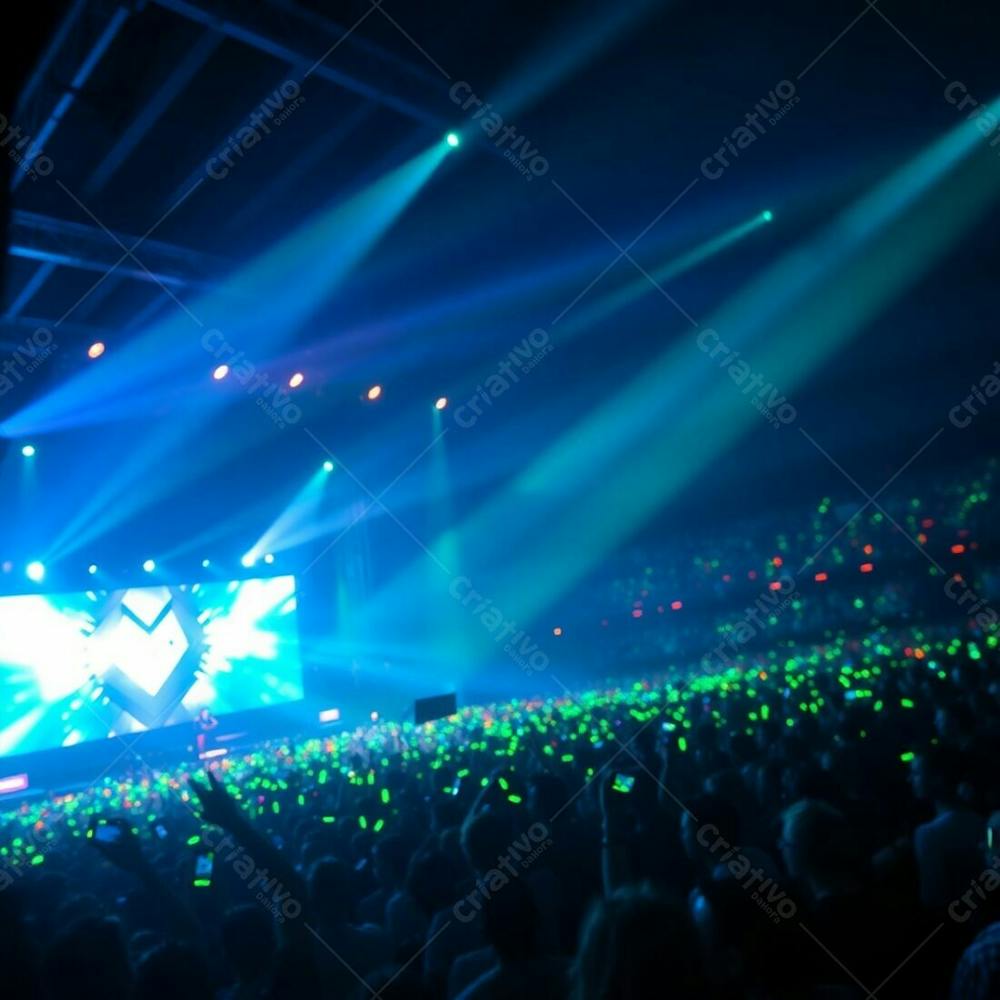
left=189, top=768, right=242, bottom=829
left=88, top=817, right=146, bottom=874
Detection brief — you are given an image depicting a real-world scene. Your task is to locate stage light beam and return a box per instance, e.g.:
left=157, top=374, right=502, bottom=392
left=435, top=396, right=448, bottom=410
left=323, top=460, right=335, bottom=473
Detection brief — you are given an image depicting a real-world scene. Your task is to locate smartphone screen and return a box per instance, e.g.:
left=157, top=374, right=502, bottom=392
left=612, top=773, right=636, bottom=794
left=95, top=822, right=123, bottom=845
left=193, top=852, right=214, bottom=886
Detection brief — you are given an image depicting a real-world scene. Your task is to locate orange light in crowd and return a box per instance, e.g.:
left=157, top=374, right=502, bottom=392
left=366, top=384, right=382, bottom=400
left=772, top=556, right=783, bottom=567
left=87, top=342, right=105, bottom=359
left=863, top=544, right=873, bottom=555
left=552, top=627, right=562, bottom=636
left=670, top=600, right=683, bottom=610
left=860, top=562, right=874, bottom=573
left=814, top=572, right=828, bottom=582
left=951, top=543, right=966, bottom=554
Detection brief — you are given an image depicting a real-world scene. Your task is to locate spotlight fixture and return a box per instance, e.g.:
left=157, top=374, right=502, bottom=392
left=21, top=444, right=36, bottom=458
left=761, top=209, right=774, bottom=222
left=264, top=553, right=275, bottom=565
left=240, top=552, right=256, bottom=569
left=289, top=372, right=305, bottom=389
left=434, top=396, right=448, bottom=410
left=88, top=564, right=98, bottom=575
left=445, top=132, right=460, bottom=148
left=87, top=342, right=106, bottom=359
left=213, top=364, right=230, bottom=381
left=201, top=559, right=211, bottom=569
left=142, top=559, right=156, bottom=573
left=26, top=561, right=45, bottom=583
left=366, top=384, right=382, bottom=401
left=323, top=460, right=335, bottom=473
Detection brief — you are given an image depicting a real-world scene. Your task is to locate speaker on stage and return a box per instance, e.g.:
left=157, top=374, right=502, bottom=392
left=414, top=693, right=458, bottom=725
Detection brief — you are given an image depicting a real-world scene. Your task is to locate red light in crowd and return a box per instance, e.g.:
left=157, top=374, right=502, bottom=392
left=553, top=627, right=562, bottom=636
left=921, top=518, right=934, bottom=529
left=748, top=570, right=757, bottom=580
left=860, top=562, right=874, bottom=573
left=670, top=600, right=683, bottom=611
left=917, top=533, right=928, bottom=544
left=722, top=574, right=731, bottom=583
left=631, top=609, right=643, bottom=619
left=953, top=574, right=963, bottom=582
left=768, top=581, right=783, bottom=591
left=814, top=572, right=828, bottom=582
left=863, top=544, right=873, bottom=555
left=772, top=556, right=783, bottom=567
left=951, top=544, right=966, bottom=555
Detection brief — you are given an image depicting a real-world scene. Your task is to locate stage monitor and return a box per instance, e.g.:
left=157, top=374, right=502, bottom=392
left=0, top=575, right=303, bottom=757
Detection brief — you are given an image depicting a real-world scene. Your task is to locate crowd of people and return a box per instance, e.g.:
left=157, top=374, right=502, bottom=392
left=1, top=614, right=999, bottom=998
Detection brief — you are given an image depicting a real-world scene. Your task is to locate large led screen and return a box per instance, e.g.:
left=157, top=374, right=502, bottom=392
left=0, top=575, right=303, bottom=756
